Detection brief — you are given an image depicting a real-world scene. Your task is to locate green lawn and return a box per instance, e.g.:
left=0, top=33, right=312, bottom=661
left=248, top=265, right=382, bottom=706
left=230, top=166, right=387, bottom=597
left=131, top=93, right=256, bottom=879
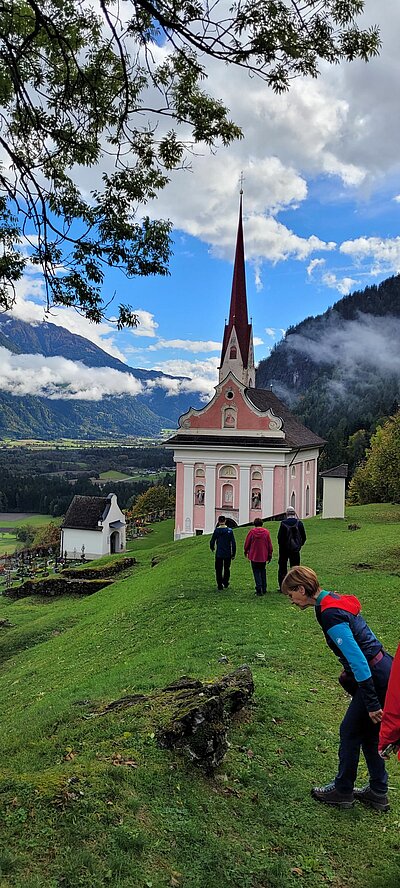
left=0, top=505, right=399, bottom=888
left=0, top=514, right=54, bottom=529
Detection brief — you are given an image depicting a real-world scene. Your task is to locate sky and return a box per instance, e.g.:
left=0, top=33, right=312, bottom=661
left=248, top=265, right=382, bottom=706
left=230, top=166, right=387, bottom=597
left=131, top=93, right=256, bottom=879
left=5, top=0, right=400, bottom=405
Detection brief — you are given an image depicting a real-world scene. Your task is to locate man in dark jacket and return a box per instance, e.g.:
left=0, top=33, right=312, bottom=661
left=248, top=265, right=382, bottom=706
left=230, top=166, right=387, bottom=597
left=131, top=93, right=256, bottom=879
left=244, top=518, right=273, bottom=595
left=210, top=515, right=236, bottom=590
left=278, top=506, right=306, bottom=590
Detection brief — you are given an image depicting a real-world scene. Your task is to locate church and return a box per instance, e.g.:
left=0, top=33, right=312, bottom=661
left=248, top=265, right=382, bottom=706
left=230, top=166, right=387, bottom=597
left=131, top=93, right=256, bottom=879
left=166, top=194, right=325, bottom=540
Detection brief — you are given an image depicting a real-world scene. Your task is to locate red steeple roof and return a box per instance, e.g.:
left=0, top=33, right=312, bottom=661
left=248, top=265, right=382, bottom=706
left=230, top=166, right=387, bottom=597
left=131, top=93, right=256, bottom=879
left=220, top=193, right=252, bottom=369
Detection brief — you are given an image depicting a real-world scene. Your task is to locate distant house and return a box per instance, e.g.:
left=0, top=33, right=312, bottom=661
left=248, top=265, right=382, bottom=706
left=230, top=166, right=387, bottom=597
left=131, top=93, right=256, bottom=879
left=61, top=493, right=126, bottom=560
left=320, top=464, right=348, bottom=519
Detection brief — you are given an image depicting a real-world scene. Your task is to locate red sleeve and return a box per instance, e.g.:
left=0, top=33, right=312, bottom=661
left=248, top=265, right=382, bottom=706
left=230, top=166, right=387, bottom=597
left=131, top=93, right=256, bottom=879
left=379, top=644, right=400, bottom=754
left=244, top=530, right=252, bottom=555
left=267, top=530, right=273, bottom=560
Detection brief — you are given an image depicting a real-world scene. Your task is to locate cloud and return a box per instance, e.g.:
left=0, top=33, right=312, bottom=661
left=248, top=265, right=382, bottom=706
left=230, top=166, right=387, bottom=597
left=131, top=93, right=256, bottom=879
left=152, top=357, right=220, bottom=400
left=321, top=272, right=357, bottom=295
left=286, top=314, right=400, bottom=379
left=253, top=336, right=264, bottom=347
left=265, top=328, right=276, bottom=338
left=149, top=338, right=221, bottom=353
left=307, top=258, right=326, bottom=277
left=340, top=236, right=400, bottom=275
left=0, top=348, right=145, bottom=400
left=128, top=310, right=159, bottom=337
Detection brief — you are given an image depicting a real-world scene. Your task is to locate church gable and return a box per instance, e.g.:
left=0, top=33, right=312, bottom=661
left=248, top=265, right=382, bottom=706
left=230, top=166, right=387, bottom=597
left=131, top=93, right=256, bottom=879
left=179, top=376, right=284, bottom=437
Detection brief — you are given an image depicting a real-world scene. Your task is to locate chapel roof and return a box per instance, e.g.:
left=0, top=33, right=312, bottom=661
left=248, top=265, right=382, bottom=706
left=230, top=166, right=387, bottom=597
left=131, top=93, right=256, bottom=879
left=62, top=494, right=112, bottom=530
left=167, top=387, right=326, bottom=450
left=319, top=463, right=348, bottom=478
left=220, top=193, right=252, bottom=369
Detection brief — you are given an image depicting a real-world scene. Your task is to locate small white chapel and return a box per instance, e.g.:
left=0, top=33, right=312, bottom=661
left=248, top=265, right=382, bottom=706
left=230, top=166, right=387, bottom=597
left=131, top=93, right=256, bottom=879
left=166, top=193, right=325, bottom=540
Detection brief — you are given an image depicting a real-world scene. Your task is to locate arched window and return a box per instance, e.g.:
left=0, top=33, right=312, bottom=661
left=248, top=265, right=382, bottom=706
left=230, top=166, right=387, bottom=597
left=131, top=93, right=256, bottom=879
left=251, top=488, right=261, bottom=509
left=306, top=461, right=310, bottom=474
left=194, top=486, right=205, bottom=505
left=229, top=346, right=237, bottom=359
left=291, top=465, right=296, bottom=478
left=305, top=485, right=310, bottom=516
left=291, top=491, right=296, bottom=509
left=195, top=466, right=205, bottom=478
left=222, top=484, right=233, bottom=507
left=252, top=470, right=262, bottom=480
left=219, top=465, right=237, bottom=479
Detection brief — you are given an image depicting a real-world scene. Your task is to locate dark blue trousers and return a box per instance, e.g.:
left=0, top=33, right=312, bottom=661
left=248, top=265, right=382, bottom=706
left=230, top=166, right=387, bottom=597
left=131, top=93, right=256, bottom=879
left=251, top=561, right=267, bottom=595
left=215, top=556, right=231, bottom=589
left=335, top=653, right=392, bottom=794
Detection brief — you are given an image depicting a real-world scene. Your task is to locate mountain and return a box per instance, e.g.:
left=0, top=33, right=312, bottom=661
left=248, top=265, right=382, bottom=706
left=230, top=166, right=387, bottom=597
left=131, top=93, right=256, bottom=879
left=0, top=316, right=203, bottom=439
left=256, top=275, right=400, bottom=448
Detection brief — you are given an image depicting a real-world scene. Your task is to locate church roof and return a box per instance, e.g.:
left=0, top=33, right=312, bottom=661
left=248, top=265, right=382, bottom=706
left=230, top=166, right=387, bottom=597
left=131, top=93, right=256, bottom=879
left=63, top=495, right=112, bottom=530
left=220, top=194, right=252, bottom=369
left=168, top=387, right=326, bottom=450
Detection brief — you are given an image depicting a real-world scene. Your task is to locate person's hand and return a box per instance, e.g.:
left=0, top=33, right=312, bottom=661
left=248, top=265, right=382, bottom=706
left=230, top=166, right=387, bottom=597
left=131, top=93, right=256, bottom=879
left=369, top=709, right=383, bottom=724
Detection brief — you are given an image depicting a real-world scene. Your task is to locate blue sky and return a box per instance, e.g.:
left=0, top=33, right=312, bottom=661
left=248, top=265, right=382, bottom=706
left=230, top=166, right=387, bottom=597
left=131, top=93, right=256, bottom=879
left=5, top=0, right=400, bottom=404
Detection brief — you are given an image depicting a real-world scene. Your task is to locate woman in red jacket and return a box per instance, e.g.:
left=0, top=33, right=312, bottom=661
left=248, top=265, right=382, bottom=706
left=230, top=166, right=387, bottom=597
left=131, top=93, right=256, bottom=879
left=244, top=518, right=273, bottom=595
left=379, top=643, right=400, bottom=760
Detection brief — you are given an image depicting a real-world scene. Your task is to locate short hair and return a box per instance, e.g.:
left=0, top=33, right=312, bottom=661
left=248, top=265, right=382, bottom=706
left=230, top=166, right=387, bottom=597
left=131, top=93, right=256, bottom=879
left=281, top=566, right=320, bottom=598
left=286, top=506, right=296, bottom=516
left=218, top=515, right=226, bottom=523
left=254, top=518, right=263, bottom=527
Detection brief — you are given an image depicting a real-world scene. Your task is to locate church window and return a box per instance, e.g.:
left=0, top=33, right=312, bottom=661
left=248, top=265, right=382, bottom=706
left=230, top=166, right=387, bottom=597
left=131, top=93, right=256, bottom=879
left=195, top=467, right=205, bottom=478
left=291, top=465, right=296, bottom=478
left=252, top=470, right=262, bottom=480
left=219, top=465, right=237, bottom=478
left=305, top=485, right=310, bottom=516
left=225, top=390, right=234, bottom=400
left=306, top=461, right=310, bottom=474
left=251, top=488, right=261, bottom=509
left=290, top=491, right=296, bottom=509
left=230, top=346, right=237, bottom=359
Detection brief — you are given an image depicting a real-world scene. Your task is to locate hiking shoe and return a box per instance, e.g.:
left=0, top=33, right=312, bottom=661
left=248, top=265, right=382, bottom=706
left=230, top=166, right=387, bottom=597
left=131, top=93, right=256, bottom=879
left=354, top=785, right=389, bottom=812
left=311, top=782, right=354, bottom=808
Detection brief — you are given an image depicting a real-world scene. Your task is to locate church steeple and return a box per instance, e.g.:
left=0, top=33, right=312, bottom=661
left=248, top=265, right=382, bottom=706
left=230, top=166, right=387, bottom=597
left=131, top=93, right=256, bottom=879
left=219, top=190, right=255, bottom=387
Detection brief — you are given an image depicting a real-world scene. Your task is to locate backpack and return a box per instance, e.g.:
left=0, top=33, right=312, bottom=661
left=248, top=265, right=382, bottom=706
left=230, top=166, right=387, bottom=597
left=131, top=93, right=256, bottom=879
left=287, top=521, right=302, bottom=554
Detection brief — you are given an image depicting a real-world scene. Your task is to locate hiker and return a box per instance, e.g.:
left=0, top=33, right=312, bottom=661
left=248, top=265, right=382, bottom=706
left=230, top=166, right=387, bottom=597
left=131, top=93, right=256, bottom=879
left=244, top=518, right=273, bottom=595
left=278, top=506, right=306, bottom=591
left=210, top=515, right=236, bottom=591
left=379, top=643, right=400, bottom=761
left=282, top=566, right=393, bottom=811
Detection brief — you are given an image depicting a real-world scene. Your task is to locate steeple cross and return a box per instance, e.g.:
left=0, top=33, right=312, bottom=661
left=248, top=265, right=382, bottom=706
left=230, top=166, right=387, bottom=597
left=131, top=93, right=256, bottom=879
left=239, top=170, right=244, bottom=195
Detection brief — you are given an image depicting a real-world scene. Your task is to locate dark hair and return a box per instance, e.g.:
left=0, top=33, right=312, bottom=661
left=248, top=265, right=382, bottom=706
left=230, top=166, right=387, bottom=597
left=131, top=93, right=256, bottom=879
left=254, top=518, right=263, bottom=527
left=281, top=566, right=320, bottom=598
left=218, top=515, right=226, bottom=524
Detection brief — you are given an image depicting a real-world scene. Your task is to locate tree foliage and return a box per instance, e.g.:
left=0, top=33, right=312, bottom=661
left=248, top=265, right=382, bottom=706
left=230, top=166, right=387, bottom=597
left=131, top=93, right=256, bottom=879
left=133, top=483, right=174, bottom=516
left=348, top=412, right=400, bottom=505
left=0, top=0, right=380, bottom=325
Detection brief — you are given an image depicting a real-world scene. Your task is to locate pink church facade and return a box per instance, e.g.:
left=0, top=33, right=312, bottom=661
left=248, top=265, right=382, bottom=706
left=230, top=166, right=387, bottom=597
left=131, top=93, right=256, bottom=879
left=166, top=196, right=324, bottom=540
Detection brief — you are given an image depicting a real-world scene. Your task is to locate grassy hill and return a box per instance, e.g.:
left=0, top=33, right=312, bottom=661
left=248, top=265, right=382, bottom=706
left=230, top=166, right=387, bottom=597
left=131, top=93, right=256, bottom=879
left=0, top=507, right=399, bottom=888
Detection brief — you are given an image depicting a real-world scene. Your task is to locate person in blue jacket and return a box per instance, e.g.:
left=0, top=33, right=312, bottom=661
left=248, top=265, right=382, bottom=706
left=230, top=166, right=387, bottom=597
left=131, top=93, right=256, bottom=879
left=210, top=515, right=236, bottom=591
left=282, top=565, right=393, bottom=811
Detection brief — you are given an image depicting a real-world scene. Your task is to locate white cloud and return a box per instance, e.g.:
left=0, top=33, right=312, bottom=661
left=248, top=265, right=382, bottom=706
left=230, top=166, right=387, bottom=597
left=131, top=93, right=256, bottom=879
left=253, top=336, right=264, bottom=347
left=152, top=357, right=220, bottom=400
left=128, top=310, right=159, bottom=338
left=307, top=258, right=326, bottom=277
left=322, top=272, right=357, bottom=295
left=265, top=328, right=276, bottom=338
left=149, top=338, right=221, bottom=353
left=393, top=195, right=400, bottom=203
left=0, top=348, right=144, bottom=400
left=340, top=236, right=400, bottom=274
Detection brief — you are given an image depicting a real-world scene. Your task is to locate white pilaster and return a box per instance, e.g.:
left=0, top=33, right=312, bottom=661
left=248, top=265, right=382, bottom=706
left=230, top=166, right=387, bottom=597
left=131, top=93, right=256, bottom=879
left=262, top=467, right=274, bottom=519
left=205, top=464, right=216, bottom=533
left=183, top=463, right=194, bottom=537
left=239, top=466, right=250, bottom=525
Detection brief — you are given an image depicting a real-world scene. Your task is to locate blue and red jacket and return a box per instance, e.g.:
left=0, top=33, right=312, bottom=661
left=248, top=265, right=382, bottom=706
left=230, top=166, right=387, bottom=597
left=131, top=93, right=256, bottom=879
left=315, top=590, right=383, bottom=712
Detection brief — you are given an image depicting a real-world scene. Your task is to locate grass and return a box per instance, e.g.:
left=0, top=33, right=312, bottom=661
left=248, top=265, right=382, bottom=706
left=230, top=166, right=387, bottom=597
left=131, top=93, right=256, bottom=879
left=0, top=514, right=54, bottom=529
left=0, top=505, right=399, bottom=887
